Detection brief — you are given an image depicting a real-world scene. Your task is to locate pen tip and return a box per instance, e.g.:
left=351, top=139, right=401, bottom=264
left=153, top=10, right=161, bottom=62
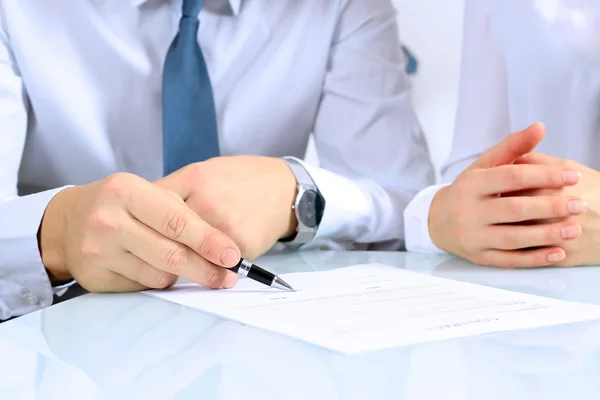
left=272, top=276, right=295, bottom=292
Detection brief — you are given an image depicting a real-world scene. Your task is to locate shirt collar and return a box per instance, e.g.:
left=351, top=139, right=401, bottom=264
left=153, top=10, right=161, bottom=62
left=131, top=0, right=241, bottom=16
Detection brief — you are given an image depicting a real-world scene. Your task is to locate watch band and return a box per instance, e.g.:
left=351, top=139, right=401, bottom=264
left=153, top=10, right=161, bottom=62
left=281, top=157, right=320, bottom=246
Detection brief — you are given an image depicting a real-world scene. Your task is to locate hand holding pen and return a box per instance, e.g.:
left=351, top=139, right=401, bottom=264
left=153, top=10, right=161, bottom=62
left=228, top=258, right=295, bottom=291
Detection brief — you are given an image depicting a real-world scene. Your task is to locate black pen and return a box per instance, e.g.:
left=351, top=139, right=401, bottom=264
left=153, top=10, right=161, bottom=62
left=228, top=258, right=295, bottom=292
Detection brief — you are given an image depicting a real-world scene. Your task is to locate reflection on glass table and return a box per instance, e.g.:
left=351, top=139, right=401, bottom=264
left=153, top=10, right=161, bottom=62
left=1, top=251, right=600, bottom=400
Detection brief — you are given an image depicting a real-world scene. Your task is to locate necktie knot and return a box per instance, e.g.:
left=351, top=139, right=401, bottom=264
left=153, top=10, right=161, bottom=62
left=179, top=15, right=200, bottom=34
left=182, top=0, right=206, bottom=18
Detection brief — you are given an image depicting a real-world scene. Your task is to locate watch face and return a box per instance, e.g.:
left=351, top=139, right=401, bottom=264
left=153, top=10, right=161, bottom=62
left=298, top=190, right=324, bottom=228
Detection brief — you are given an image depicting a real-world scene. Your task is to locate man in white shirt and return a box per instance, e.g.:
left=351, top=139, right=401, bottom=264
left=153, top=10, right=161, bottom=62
left=404, top=0, right=600, bottom=268
left=0, top=0, right=434, bottom=320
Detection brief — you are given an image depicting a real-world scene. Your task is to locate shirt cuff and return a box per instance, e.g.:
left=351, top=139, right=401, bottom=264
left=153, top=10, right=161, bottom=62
left=52, top=279, right=77, bottom=297
left=0, top=186, right=69, bottom=320
left=291, top=159, right=371, bottom=247
left=403, top=184, right=448, bottom=254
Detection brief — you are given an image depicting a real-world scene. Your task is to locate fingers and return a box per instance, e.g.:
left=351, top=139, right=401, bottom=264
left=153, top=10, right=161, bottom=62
left=484, top=196, right=587, bottom=224
left=123, top=218, right=239, bottom=289
left=483, top=222, right=582, bottom=250
left=516, top=152, right=561, bottom=166
left=472, top=164, right=581, bottom=195
left=473, top=122, right=545, bottom=169
left=86, top=272, right=148, bottom=293
left=124, top=180, right=241, bottom=267
left=476, top=247, right=566, bottom=269
left=110, top=252, right=179, bottom=289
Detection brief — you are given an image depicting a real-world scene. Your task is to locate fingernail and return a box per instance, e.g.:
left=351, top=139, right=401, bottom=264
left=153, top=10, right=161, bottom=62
left=220, top=248, right=239, bottom=266
left=567, top=199, right=588, bottom=214
left=223, top=272, right=238, bottom=289
left=561, top=225, right=582, bottom=239
left=562, top=170, right=581, bottom=184
left=547, top=251, right=565, bottom=263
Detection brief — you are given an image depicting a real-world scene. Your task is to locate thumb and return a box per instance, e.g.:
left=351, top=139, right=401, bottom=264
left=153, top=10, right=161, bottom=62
left=473, top=122, right=545, bottom=169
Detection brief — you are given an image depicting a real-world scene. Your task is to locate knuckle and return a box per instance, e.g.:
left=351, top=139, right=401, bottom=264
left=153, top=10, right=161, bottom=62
left=506, top=199, right=525, bottom=218
left=189, top=163, right=209, bottom=187
left=453, top=185, right=469, bottom=202
left=79, top=235, right=104, bottom=259
left=448, top=198, right=472, bottom=221
left=101, top=173, right=134, bottom=201
left=454, top=173, right=469, bottom=187
left=164, top=212, right=187, bottom=240
left=86, top=209, right=120, bottom=234
left=197, top=199, right=218, bottom=216
left=500, top=232, right=519, bottom=249
left=456, top=174, right=475, bottom=193
left=506, top=168, right=525, bottom=188
left=163, top=245, right=190, bottom=272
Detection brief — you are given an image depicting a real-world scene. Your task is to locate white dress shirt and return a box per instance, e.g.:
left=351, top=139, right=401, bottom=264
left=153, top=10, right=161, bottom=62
left=405, top=0, right=600, bottom=253
left=0, top=0, right=434, bottom=319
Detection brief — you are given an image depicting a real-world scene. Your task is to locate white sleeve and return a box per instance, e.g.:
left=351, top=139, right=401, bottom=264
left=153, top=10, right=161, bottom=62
left=0, top=9, right=69, bottom=321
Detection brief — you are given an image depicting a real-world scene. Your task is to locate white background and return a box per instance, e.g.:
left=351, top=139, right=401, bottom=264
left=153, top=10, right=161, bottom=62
left=305, top=0, right=466, bottom=182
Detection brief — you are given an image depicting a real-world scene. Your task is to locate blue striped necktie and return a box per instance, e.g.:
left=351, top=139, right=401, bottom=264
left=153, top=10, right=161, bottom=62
left=162, top=0, right=220, bottom=176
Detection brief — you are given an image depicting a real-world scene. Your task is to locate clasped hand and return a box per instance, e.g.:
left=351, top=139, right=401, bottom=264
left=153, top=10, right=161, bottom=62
left=430, top=122, right=599, bottom=268
left=40, top=156, right=298, bottom=292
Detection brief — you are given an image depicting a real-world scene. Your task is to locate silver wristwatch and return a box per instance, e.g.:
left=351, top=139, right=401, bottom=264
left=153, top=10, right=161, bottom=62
left=280, top=157, right=326, bottom=246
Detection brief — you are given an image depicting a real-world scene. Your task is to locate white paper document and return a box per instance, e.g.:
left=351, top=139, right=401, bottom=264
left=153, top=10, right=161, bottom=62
left=144, top=264, right=600, bottom=354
